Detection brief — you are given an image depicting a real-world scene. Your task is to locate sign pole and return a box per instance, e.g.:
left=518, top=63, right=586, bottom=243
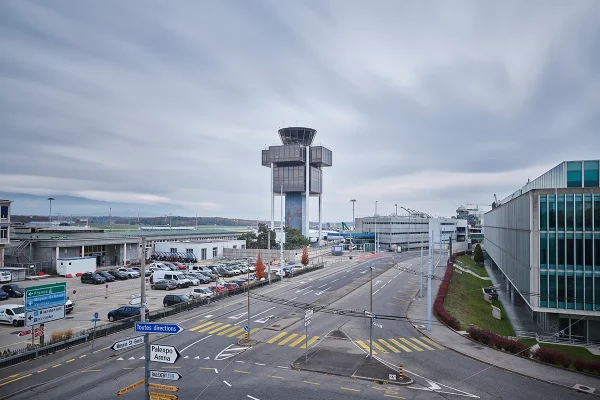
left=247, top=266, right=250, bottom=342
left=92, top=319, right=97, bottom=352
left=305, top=318, right=308, bottom=363
left=31, top=324, right=34, bottom=347
left=141, top=236, right=150, bottom=400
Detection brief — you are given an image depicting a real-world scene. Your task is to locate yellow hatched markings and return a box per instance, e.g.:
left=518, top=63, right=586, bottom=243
left=66, top=359, right=75, bottom=363
left=278, top=333, right=299, bottom=345
left=410, top=338, right=434, bottom=351
left=420, top=336, right=445, bottom=350
left=367, top=340, right=388, bottom=354
left=389, top=338, right=412, bottom=352
left=217, top=325, right=241, bottom=336
left=266, top=332, right=288, bottom=344
left=227, top=328, right=245, bottom=337
left=189, top=321, right=212, bottom=331
left=37, top=369, right=47, bottom=373
left=303, top=336, right=319, bottom=348
left=0, top=374, right=20, bottom=382
left=206, top=324, right=233, bottom=334
left=51, top=364, right=62, bottom=368
left=399, top=337, right=422, bottom=351
left=289, top=334, right=307, bottom=348
left=197, top=322, right=222, bottom=333
left=378, top=339, right=400, bottom=353
left=237, top=328, right=259, bottom=339
left=355, top=340, right=376, bottom=354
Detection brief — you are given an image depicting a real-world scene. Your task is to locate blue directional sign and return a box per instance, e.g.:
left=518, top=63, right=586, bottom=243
left=244, top=325, right=249, bottom=332
left=134, top=322, right=184, bottom=335
left=94, top=312, right=99, bottom=319
left=24, top=283, right=67, bottom=312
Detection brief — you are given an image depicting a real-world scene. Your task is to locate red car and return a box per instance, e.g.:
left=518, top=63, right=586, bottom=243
left=173, top=262, right=187, bottom=270
left=208, top=285, right=225, bottom=293
left=223, top=283, right=240, bottom=292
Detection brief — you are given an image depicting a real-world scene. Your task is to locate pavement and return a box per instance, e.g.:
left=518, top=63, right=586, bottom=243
left=407, top=261, right=600, bottom=397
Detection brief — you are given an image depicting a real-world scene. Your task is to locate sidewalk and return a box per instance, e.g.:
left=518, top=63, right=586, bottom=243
left=406, top=263, right=600, bottom=396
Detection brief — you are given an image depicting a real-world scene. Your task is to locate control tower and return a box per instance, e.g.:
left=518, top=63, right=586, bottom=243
left=262, top=127, right=332, bottom=238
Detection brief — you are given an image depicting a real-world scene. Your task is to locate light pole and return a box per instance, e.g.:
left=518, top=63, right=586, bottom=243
left=369, top=266, right=374, bottom=360
left=247, top=265, right=250, bottom=342
left=395, top=203, right=397, bottom=216
left=350, top=199, right=356, bottom=251
left=279, top=184, right=284, bottom=279
left=374, top=201, right=378, bottom=253
left=47, top=197, right=55, bottom=226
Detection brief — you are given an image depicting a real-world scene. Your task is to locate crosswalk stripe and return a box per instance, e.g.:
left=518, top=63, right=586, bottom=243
left=289, top=334, right=307, bottom=348
left=303, top=336, right=319, bottom=348
left=218, top=326, right=241, bottom=336
left=399, top=337, right=422, bottom=351
left=278, top=333, right=299, bottom=345
left=237, top=328, right=260, bottom=339
left=420, top=336, right=445, bottom=350
left=355, top=340, right=377, bottom=354
left=389, top=338, right=412, bottom=352
left=378, top=339, right=400, bottom=353
left=190, top=321, right=212, bottom=331
left=207, top=324, right=233, bottom=334
left=266, top=332, right=288, bottom=344
left=227, top=328, right=246, bottom=337
left=197, top=322, right=223, bottom=332
left=367, top=340, right=388, bottom=353
left=410, top=338, right=434, bottom=350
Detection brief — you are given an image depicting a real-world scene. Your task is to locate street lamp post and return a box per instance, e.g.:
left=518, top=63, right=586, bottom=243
left=374, top=201, right=378, bottom=253
left=350, top=199, right=356, bottom=251
left=369, top=266, right=374, bottom=360
left=395, top=203, right=398, bottom=216
left=47, top=197, right=55, bottom=226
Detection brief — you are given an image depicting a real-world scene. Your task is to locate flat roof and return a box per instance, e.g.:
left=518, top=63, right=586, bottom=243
left=12, top=229, right=245, bottom=242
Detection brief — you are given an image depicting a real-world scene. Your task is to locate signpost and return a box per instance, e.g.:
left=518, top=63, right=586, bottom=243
left=25, top=305, right=65, bottom=326
left=112, top=335, right=145, bottom=351
left=117, top=379, right=145, bottom=395
left=135, top=322, right=184, bottom=335
left=24, top=283, right=66, bottom=312
left=150, top=370, right=182, bottom=381
left=150, top=344, right=181, bottom=364
left=304, top=308, right=313, bottom=363
left=149, top=392, right=177, bottom=400
left=149, top=383, right=179, bottom=392
left=91, top=312, right=101, bottom=352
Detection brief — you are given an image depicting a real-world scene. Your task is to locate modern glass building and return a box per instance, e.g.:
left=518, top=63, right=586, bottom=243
left=485, top=160, right=600, bottom=341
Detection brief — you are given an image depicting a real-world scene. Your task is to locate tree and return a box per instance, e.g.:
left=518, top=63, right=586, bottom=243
left=473, top=244, right=484, bottom=263
left=255, top=252, right=266, bottom=279
left=284, top=226, right=310, bottom=250
left=301, top=247, right=309, bottom=266
left=238, top=231, right=258, bottom=249
left=256, top=223, right=277, bottom=249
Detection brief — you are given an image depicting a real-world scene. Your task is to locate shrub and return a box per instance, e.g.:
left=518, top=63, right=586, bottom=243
left=50, top=329, right=73, bottom=342
left=473, top=244, right=484, bottom=263
left=534, top=348, right=572, bottom=368
left=432, top=263, right=461, bottom=331
left=467, top=327, right=532, bottom=357
left=301, top=247, right=309, bottom=266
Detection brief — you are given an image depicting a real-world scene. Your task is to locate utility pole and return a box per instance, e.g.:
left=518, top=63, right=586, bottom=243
left=420, top=245, right=424, bottom=298
left=247, top=265, right=250, bottom=342
left=374, top=201, right=378, bottom=253
left=350, top=199, right=356, bottom=251
left=427, top=231, right=432, bottom=331
left=280, top=184, right=284, bottom=279
left=140, top=236, right=150, bottom=400
left=47, top=197, right=55, bottom=226
left=369, top=266, right=373, bottom=360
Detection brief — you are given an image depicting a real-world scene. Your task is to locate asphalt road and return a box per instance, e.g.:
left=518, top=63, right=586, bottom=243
left=0, top=252, right=595, bottom=400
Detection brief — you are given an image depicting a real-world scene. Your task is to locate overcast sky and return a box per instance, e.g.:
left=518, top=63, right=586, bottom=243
left=1, top=1, right=599, bottom=222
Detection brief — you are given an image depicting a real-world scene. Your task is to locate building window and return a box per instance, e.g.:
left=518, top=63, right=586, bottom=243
left=557, top=195, right=565, bottom=230
left=583, top=160, right=599, bottom=187
left=213, top=247, right=218, bottom=257
left=186, top=248, right=194, bottom=254
left=0, top=226, right=8, bottom=239
left=585, top=276, right=593, bottom=311
left=585, top=233, right=593, bottom=271
left=576, top=274, right=584, bottom=310
left=170, top=247, right=177, bottom=253
left=201, top=248, right=207, bottom=260
left=549, top=233, right=556, bottom=268
left=539, top=195, right=547, bottom=230
left=595, top=234, right=600, bottom=273
left=584, top=194, right=592, bottom=231
left=567, top=161, right=582, bottom=188
left=575, top=233, right=583, bottom=271
left=549, top=272, right=557, bottom=308
left=595, top=195, right=600, bottom=231
left=540, top=273, right=548, bottom=307
left=548, top=195, right=556, bottom=230
left=557, top=233, right=564, bottom=269
left=540, top=233, right=547, bottom=268
left=575, top=195, right=583, bottom=231
left=0, top=206, right=8, bottom=219
left=566, top=233, right=574, bottom=270
left=566, top=195, right=574, bottom=231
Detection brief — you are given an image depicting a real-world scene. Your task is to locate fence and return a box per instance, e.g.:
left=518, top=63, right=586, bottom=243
left=223, top=245, right=332, bottom=263
left=0, top=263, right=325, bottom=369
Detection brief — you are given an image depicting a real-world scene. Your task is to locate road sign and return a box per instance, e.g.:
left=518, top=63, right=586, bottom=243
left=91, top=318, right=101, bottom=322
left=149, top=383, right=179, bottom=392
left=304, top=308, right=313, bottom=322
left=150, top=344, right=181, bottom=364
left=117, top=379, right=145, bottom=395
left=389, top=374, right=397, bottom=381
left=25, top=305, right=65, bottom=326
left=149, top=392, right=177, bottom=400
left=94, top=312, right=99, bottom=319
left=135, top=322, right=184, bottom=335
left=150, top=370, right=182, bottom=381
left=24, top=283, right=66, bottom=312
left=304, top=319, right=311, bottom=327
left=244, top=325, right=249, bottom=332
left=111, top=335, right=145, bottom=351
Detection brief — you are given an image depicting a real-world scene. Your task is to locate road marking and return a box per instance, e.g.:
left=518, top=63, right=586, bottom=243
left=383, top=394, right=405, bottom=399
left=37, top=369, right=47, bottom=373
left=268, top=375, right=285, bottom=380
left=66, top=359, right=75, bottom=363
left=373, top=289, right=380, bottom=295
left=207, top=324, right=234, bottom=334
left=266, top=332, right=288, bottom=344
left=399, top=337, right=422, bottom=351
left=81, top=369, right=101, bottom=372
left=0, top=374, right=20, bottom=382
left=237, top=328, right=259, bottom=339
left=411, top=337, right=434, bottom=350
left=304, top=381, right=320, bottom=385
left=355, top=340, right=376, bottom=354
left=341, top=387, right=360, bottom=392
left=419, top=336, right=445, bottom=350
left=235, top=370, right=250, bottom=374
left=368, top=340, right=388, bottom=353
left=190, top=321, right=214, bottom=331
left=389, top=338, right=412, bottom=352
left=227, top=327, right=246, bottom=337
left=204, top=315, right=214, bottom=318
left=228, top=312, right=248, bottom=320
left=52, top=363, right=62, bottom=368
left=198, top=322, right=223, bottom=332
left=200, top=367, right=219, bottom=373
left=381, top=284, right=386, bottom=288
left=219, top=325, right=242, bottom=335
left=247, top=396, right=260, bottom=400
left=277, top=366, right=289, bottom=369
left=304, top=336, right=319, bottom=348
left=235, top=361, right=245, bottom=363
left=331, top=279, right=339, bottom=283
left=289, top=334, right=307, bottom=347
left=317, top=284, right=327, bottom=288
left=379, top=339, right=400, bottom=353
left=255, top=363, right=266, bottom=366
left=79, top=354, right=87, bottom=358
left=223, top=380, right=232, bottom=387
left=278, top=333, right=299, bottom=345
left=342, top=276, right=346, bottom=278
left=0, top=373, right=32, bottom=387
left=181, top=335, right=213, bottom=352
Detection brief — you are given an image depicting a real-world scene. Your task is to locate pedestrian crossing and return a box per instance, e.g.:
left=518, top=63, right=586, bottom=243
left=354, top=336, right=444, bottom=354
left=189, top=320, right=260, bottom=339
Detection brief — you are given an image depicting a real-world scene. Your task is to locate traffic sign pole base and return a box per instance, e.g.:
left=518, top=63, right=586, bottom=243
left=236, top=339, right=258, bottom=347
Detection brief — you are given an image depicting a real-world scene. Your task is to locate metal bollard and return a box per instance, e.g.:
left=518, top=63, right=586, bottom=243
left=399, top=366, right=403, bottom=380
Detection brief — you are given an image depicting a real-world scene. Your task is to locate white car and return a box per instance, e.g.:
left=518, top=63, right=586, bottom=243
left=248, top=265, right=256, bottom=272
left=182, top=274, right=200, bottom=286
left=118, top=268, right=141, bottom=278
left=189, top=288, right=214, bottom=300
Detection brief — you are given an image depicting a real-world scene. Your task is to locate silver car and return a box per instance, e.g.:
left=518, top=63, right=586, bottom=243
left=189, top=287, right=214, bottom=300
left=118, top=268, right=141, bottom=278
left=182, top=274, right=200, bottom=286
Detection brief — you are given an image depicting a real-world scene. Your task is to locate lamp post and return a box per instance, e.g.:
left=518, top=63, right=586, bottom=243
left=374, top=201, right=378, bottom=253
left=395, top=203, right=398, bottom=216
left=369, top=266, right=374, bottom=360
left=47, top=197, right=55, bottom=226
left=350, top=199, right=356, bottom=251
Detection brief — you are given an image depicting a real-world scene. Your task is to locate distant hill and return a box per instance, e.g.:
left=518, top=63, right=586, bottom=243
left=11, top=215, right=263, bottom=227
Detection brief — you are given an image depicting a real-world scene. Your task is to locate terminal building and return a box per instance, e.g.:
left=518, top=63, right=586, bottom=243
left=0, top=200, right=11, bottom=267
left=485, top=160, right=600, bottom=341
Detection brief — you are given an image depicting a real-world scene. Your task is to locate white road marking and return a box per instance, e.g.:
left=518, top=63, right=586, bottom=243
left=215, top=368, right=219, bottom=374
left=229, top=312, right=248, bottom=320
left=381, top=284, right=386, bottom=288
left=360, top=270, right=367, bottom=274
left=128, top=357, right=135, bottom=360
left=236, top=361, right=245, bottom=363
left=373, top=289, right=380, bottom=295
left=331, top=279, right=339, bottom=283
left=295, top=286, right=311, bottom=293
left=204, top=314, right=214, bottom=318
left=117, top=357, right=123, bottom=361
left=255, top=362, right=266, bottom=366
left=277, top=366, right=290, bottom=369
left=194, top=356, right=200, bottom=359
left=247, top=396, right=260, bottom=400
left=183, top=356, right=189, bottom=359
left=255, top=315, right=273, bottom=324
left=215, top=344, right=249, bottom=361
left=317, top=284, right=327, bottom=289
left=289, top=297, right=297, bottom=301
left=204, top=356, right=210, bottom=360
left=302, top=290, right=313, bottom=296
left=181, top=335, right=212, bottom=352
left=223, top=380, right=232, bottom=387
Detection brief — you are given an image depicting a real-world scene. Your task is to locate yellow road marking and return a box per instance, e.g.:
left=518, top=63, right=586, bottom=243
left=37, top=369, right=47, bottom=373
left=303, top=336, right=319, bottom=348
left=79, top=354, right=87, bottom=358
left=227, top=328, right=245, bottom=337
left=304, top=381, right=320, bottom=385
left=389, top=338, right=412, bottom=352
left=399, top=337, right=422, bottom=351
left=218, top=325, right=240, bottom=336
left=81, top=370, right=101, bottom=372
left=420, top=336, right=445, bottom=350
left=0, top=373, right=32, bottom=387
left=341, top=387, right=360, bottom=392
left=0, top=374, right=20, bottom=382
left=410, top=338, right=434, bottom=350
left=383, top=394, right=405, bottom=399
left=198, top=322, right=222, bottom=332
left=123, top=368, right=135, bottom=370
left=368, top=340, right=388, bottom=353
left=266, top=332, right=288, bottom=344
left=237, top=328, right=259, bottom=339
left=162, top=366, right=181, bottom=369
left=355, top=340, right=376, bottom=354
left=66, top=359, right=75, bottom=363
left=289, top=334, right=307, bottom=347
left=268, top=375, right=285, bottom=379
left=235, top=370, right=250, bottom=374
left=190, top=321, right=213, bottom=331
left=378, top=339, right=400, bottom=353
left=207, top=323, right=232, bottom=334
left=51, top=364, right=62, bottom=368
left=278, top=333, right=298, bottom=345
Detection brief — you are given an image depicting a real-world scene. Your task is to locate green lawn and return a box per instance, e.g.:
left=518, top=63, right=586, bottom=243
left=444, top=268, right=514, bottom=336
left=455, top=255, right=488, bottom=277
left=519, top=338, right=600, bottom=362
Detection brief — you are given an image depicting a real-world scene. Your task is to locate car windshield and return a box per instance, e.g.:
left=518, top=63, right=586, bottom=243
left=12, top=306, right=24, bottom=314
left=179, top=295, right=190, bottom=301
left=14, top=286, right=24, bottom=291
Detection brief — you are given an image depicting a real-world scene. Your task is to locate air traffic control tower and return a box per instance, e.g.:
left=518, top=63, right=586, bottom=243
left=262, top=127, right=332, bottom=239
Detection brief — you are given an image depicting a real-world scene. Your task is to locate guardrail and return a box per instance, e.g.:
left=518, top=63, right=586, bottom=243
left=0, top=263, right=324, bottom=369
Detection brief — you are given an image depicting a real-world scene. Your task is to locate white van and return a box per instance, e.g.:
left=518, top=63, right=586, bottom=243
left=0, top=271, right=11, bottom=283
left=0, top=304, right=25, bottom=326
left=150, top=271, right=190, bottom=287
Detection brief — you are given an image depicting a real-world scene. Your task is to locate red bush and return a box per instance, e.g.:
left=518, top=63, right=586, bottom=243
left=467, top=327, right=532, bottom=357
left=534, top=348, right=572, bottom=368
left=432, top=261, right=461, bottom=331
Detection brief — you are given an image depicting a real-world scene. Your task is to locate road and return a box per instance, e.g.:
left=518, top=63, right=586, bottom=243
left=0, top=252, right=594, bottom=400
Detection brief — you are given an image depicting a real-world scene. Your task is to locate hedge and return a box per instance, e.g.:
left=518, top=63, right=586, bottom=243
left=433, top=261, right=461, bottom=330
left=467, top=327, right=530, bottom=357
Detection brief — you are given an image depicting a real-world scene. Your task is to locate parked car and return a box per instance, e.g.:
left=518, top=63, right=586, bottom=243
left=131, top=267, right=152, bottom=277
left=149, top=263, right=170, bottom=271
left=0, top=289, right=9, bottom=301
left=81, top=272, right=106, bottom=284
left=107, top=269, right=129, bottom=280
left=172, top=262, right=187, bottom=270
left=215, top=266, right=234, bottom=277
left=0, top=304, right=25, bottom=326
left=163, top=294, right=190, bottom=307
left=118, top=268, right=141, bottom=278
left=188, top=273, right=211, bottom=284
left=65, top=297, right=74, bottom=314
left=189, top=287, right=214, bottom=300
left=108, top=305, right=148, bottom=322
left=151, top=279, right=178, bottom=291
left=181, top=274, right=200, bottom=286
left=162, top=263, right=180, bottom=271
left=232, top=278, right=248, bottom=287
left=0, top=271, right=11, bottom=283
left=237, top=264, right=249, bottom=274
left=94, top=270, right=115, bottom=282
left=151, top=271, right=190, bottom=288
left=223, top=282, right=240, bottom=292
left=248, top=264, right=256, bottom=272
left=1, top=284, right=24, bottom=298
left=208, top=285, right=225, bottom=294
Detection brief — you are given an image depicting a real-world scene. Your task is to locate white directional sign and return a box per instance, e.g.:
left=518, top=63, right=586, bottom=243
left=150, top=344, right=181, bottom=364
left=25, top=305, right=65, bottom=326
left=304, top=308, right=313, bottom=327
left=150, top=370, right=182, bottom=381
left=111, top=336, right=145, bottom=351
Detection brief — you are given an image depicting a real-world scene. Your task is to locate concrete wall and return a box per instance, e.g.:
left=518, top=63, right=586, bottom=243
left=155, top=240, right=246, bottom=261
left=223, top=245, right=332, bottom=263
